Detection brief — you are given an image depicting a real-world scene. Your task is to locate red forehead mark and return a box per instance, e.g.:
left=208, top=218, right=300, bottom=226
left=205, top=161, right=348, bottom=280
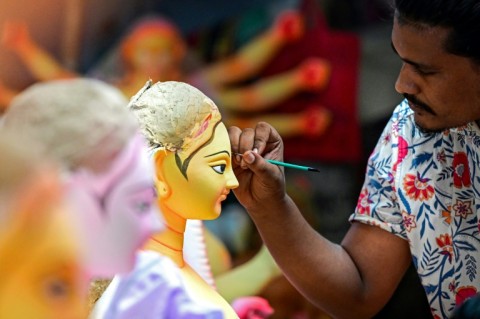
left=193, top=114, right=212, bottom=138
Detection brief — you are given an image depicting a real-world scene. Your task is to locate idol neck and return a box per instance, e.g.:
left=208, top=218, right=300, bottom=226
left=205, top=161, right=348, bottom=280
left=148, top=200, right=187, bottom=267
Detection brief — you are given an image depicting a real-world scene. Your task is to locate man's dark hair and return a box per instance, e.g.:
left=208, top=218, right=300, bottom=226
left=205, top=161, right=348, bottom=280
left=394, top=0, right=480, bottom=64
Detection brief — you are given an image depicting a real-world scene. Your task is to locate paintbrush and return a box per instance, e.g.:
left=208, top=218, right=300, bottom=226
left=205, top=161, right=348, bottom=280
left=234, top=153, right=320, bottom=173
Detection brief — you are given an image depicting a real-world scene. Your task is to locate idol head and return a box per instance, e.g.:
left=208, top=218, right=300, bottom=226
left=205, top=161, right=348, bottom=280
left=129, top=80, right=239, bottom=220
left=2, top=78, right=164, bottom=278
left=120, top=16, right=186, bottom=82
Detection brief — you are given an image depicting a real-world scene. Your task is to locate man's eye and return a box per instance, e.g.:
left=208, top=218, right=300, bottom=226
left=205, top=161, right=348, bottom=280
left=211, top=164, right=226, bottom=174
left=413, top=67, right=435, bottom=76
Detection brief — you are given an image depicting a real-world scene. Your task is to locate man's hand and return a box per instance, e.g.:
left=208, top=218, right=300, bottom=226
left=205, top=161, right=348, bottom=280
left=228, top=122, right=286, bottom=213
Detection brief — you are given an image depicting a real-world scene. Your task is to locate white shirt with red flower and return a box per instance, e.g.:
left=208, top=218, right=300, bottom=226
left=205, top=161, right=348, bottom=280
left=350, top=99, right=480, bottom=319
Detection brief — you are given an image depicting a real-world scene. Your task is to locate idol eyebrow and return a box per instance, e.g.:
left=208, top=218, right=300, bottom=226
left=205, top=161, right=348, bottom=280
left=97, top=182, right=155, bottom=218
left=204, top=150, right=230, bottom=158
left=123, top=182, right=156, bottom=195
left=390, top=41, right=432, bottom=70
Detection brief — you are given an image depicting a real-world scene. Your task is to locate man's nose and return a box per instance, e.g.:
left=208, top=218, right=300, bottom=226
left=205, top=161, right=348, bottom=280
left=395, top=64, right=420, bottom=95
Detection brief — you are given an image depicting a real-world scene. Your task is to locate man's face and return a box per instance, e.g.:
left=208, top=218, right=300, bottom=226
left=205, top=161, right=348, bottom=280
left=392, top=17, right=480, bottom=132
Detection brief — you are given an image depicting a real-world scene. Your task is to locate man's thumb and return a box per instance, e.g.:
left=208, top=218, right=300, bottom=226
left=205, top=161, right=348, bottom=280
left=243, top=150, right=274, bottom=177
left=243, top=151, right=256, bottom=164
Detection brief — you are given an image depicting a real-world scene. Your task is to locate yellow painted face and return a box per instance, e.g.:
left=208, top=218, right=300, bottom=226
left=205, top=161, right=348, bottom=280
left=158, top=122, right=239, bottom=220
left=123, top=24, right=186, bottom=81
left=131, top=34, right=179, bottom=74
left=0, top=173, right=87, bottom=319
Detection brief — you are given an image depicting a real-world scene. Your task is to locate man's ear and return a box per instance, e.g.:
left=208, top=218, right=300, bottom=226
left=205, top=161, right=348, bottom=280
left=152, top=150, right=170, bottom=199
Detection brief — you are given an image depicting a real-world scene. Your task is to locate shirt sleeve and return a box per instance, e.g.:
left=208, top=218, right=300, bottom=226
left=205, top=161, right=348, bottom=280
left=349, top=105, right=407, bottom=239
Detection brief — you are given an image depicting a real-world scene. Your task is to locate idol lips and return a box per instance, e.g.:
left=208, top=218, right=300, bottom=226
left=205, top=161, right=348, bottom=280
left=219, top=190, right=230, bottom=202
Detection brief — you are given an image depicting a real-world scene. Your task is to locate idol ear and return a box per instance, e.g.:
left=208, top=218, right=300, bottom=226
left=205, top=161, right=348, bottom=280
left=152, top=150, right=170, bottom=199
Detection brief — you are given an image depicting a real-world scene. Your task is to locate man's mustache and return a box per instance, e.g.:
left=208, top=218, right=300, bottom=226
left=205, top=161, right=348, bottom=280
left=403, top=94, right=436, bottom=115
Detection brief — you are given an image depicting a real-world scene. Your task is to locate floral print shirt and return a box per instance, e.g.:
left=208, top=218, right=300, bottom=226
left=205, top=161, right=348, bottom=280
left=350, top=100, right=480, bottom=319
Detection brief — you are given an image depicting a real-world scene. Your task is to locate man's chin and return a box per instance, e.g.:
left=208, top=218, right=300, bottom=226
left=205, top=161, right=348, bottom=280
left=415, top=123, right=443, bottom=134
left=413, top=118, right=464, bottom=134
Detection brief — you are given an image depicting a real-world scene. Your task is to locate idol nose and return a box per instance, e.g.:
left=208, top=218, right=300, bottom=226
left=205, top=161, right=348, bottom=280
left=225, top=166, right=239, bottom=189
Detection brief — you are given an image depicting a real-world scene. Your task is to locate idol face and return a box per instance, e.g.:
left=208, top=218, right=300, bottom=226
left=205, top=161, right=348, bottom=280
left=125, top=25, right=185, bottom=81
left=392, top=16, right=480, bottom=132
left=0, top=172, right=87, bottom=319
left=0, top=212, right=86, bottom=319
left=66, top=134, right=164, bottom=277
left=160, top=122, right=239, bottom=220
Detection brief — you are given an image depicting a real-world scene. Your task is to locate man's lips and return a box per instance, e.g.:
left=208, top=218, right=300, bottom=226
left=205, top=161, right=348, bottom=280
left=408, top=100, right=425, bottom=114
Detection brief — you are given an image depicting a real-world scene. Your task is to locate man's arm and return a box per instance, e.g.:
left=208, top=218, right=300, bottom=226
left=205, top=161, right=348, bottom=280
left=229, top=122, right=411, bottom=318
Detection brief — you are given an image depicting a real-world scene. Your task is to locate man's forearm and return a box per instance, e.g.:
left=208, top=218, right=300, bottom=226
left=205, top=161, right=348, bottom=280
left=246, top=195, right=383, bottom=318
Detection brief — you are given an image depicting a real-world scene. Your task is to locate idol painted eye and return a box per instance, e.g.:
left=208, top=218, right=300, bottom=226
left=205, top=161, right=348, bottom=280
left=134, top=201, right=152, bottom=214
left=211, top=164, right=226, bottom=174
left=43, top=276, right=71, bottom=300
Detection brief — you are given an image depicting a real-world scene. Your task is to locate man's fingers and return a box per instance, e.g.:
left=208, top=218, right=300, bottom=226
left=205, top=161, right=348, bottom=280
left=252, top=122, right=274, bottom=155
left=229, top=122, right=284, bottom=168
left=253, top=122, right=283, bottom=159
left=229, top=126, right=257, bottom=169
left=243, top=150, right=281, bottom=180
left=237, top=127, right=255, bottom=153
left=228, top=125, right=242, bottom=162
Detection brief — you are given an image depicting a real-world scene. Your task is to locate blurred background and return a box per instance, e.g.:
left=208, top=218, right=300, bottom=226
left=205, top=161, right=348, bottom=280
left=0, top=0, right=432, bottom=318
